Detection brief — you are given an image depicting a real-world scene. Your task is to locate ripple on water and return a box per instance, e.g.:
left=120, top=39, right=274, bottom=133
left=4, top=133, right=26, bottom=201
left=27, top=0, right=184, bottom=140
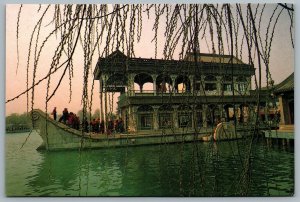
left=5, top=132, right=294, bottom=196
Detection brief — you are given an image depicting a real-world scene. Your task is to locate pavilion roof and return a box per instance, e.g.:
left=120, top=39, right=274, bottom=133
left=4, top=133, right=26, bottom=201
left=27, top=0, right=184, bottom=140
left=94, top=50, right=254, bottom=80
left=274, top=72, right=294, bottom=94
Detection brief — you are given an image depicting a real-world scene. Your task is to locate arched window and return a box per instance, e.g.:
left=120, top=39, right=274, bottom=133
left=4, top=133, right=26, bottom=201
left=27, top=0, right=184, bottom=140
left=106, top=73, right=128, bottom=93
left=207, top=104, right=219, bottom=126
left=236, top=76, right=246, bottom=82
left=236, top=76, right=247, bottom=93
left=156, top=74, right=173, bottom=93
left=205, top=75, right=217, bottom=81
left=223, top=75, right=232, bottom=82
left=224, top=104, right=235, bottom=122
left=178, top=105, right=192, bottom=128
left=175, top=75, right=191, bottom=93
left=222, top=75, right=233, bottom=93
left=158, top=105, right=173, bottom=129
left=204, top=75, right=217, bottom=92
left=134, top=73, right=153, bottom=93
left=195, top=104, right=203, bottom=127
left=137, top=105, right=153, bottom=130
left=239, top=104, right=250, bottom=123
left=194, top=75, right=202, bottom=91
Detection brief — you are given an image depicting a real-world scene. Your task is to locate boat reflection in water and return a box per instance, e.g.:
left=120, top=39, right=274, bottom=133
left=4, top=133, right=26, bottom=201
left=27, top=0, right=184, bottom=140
left=21, top=132, right=293, bottom=196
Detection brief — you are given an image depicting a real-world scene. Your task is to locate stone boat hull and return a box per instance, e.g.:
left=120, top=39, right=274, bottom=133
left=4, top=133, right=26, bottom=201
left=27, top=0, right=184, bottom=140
left=32, top=109, right=213, bottom=151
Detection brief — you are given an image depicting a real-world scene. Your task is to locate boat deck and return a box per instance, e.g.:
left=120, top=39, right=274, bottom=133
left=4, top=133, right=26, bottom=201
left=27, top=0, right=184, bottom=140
left=264, top=125, right=294, bottom=140
left=82, top=127, right=215, bottom=140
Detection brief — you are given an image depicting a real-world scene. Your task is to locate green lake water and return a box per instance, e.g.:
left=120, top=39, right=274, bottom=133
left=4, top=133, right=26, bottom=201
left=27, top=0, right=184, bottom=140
left=5, top=131, right=294, bottom=196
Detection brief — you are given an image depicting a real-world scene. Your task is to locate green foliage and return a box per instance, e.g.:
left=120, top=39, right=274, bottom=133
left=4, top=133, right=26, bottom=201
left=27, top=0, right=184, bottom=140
left=77, top=108, right=101, bottom=121
left=107, top=112, right=117, bottom=120
left=6, top=113, right=31, bottom=126
left=92, top=109, right=100, bottom=120
left=77, top=109, right=92, bottom=122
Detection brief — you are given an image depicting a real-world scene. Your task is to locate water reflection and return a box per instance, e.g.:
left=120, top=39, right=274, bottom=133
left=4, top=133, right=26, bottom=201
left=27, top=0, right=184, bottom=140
left=7, top=132, right=294, bottom=196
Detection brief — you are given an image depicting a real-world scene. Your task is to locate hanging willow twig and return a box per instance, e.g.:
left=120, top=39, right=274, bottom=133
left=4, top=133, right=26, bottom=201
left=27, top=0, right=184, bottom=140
left=16, top=4, right=22, bottom=75
left=10, top=4, right=294, bottom=195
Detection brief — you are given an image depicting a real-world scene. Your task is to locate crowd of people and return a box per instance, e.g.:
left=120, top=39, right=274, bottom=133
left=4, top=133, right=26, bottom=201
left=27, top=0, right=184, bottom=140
left=51, top=107, right=125, bottom=134
left=55, top=108, right=80, bottom=130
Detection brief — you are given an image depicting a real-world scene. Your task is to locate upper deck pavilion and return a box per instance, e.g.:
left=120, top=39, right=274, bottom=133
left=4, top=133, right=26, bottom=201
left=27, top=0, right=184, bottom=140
left=93, top=50, right=255, bottom=80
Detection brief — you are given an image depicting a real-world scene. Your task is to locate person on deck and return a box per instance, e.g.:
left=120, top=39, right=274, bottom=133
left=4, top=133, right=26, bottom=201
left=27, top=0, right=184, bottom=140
left=59, top=108, right=69, bottom=124
left=114, top=119, right=119, bottom=133
left=67, top=112, right=75, bottom=127
left=90, top=119, right=96, bottom=132
left=95, top=118, right=100, bottom=133
left=118, top=118, right=124, bottom=133
left=73, top=114, right=80, bottom=130
left=51, top=107, right=57, bottom=120
left=83, top=119, right=89, bottom=132
left=107, top=119, right=114, bottom=135
left=100, top=120, right=105, bottom=134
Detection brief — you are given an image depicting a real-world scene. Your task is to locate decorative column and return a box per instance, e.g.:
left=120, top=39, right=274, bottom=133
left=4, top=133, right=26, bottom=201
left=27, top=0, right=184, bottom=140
left=152, top=74, right=157, bottom=95
left=233, top=76, right=237, bottom=94
left=240, top=105, right=244, bottom=123
left=216, top=76, right=222, bottom=96
left=191, top=104, right=196, bottom=129
left=128, top=106, right=137, bottom=132
left=246, top=77, right=251, bottom=95
left=128, top=73, right=135, bottom=96
left=202, top=104, right=207, bottom=128
left=189, top=75, right=194, bottom=93
left=171, top=75, right=177, bottom=94
left=99, top=77, right=104, bottom=123
left=153, top=105, right=159, bottom=130
left=235, top=104, right=240, bottom=124
left=201, top=75, right=206, bottom=95
left=102, top=75, right=108, bottom=133
left=139, top=84, right=143, bottom=93
left=249, top=105, right=255, bottom=123
left=172, top=105, right=179, bottom=128
left=218, top=104, right=223, bottom=121
left=278, top=95, right=286, bottom=125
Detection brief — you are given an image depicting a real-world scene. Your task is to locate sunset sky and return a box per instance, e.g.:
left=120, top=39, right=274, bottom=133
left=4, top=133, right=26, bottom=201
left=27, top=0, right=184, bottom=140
left=5, top=3, right=295, bottom=116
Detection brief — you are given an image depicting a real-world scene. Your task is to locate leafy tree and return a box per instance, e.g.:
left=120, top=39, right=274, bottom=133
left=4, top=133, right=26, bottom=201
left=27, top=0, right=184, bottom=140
left=92, top=109, right=100, bottom=120
left=6, top=113, right=31, bottom=126
left=77, top=109, right=92, bottom=122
